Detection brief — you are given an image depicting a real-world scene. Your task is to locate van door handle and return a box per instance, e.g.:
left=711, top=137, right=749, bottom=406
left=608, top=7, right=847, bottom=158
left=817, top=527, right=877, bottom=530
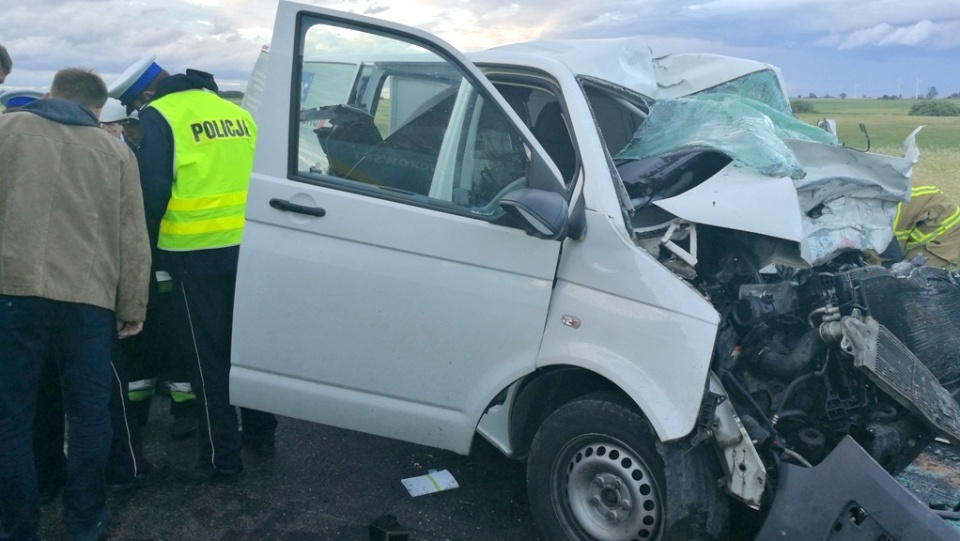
left=269, top=198, right=326, bottom=217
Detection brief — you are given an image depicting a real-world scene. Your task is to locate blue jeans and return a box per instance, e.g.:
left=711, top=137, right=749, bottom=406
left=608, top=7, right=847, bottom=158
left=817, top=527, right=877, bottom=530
left=0, top=295, right=114, bottom=541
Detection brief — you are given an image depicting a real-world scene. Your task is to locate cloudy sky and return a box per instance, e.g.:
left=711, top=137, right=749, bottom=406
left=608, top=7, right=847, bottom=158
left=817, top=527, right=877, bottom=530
left=2, top=0, right=959, bottom=99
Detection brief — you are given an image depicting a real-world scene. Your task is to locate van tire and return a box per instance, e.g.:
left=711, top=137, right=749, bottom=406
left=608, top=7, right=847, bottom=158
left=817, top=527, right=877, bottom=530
left=527, top=397, right=728, bottom=541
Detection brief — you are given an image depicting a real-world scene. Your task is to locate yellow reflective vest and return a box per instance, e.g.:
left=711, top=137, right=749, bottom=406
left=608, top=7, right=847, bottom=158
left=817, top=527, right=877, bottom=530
left=893, top=185, right=960, bottom=268
left=148, top=90, right=257, bottom=251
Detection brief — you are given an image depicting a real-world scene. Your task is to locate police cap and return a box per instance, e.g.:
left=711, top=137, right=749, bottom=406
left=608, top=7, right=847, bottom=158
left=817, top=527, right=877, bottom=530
left=0, top=89, right=42, bottom=109
left=108, top=55, right=163, bottom=114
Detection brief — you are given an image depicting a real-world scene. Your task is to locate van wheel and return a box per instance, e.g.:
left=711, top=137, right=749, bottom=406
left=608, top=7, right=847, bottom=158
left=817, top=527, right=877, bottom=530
left=527, top=397, right=728, bottom=541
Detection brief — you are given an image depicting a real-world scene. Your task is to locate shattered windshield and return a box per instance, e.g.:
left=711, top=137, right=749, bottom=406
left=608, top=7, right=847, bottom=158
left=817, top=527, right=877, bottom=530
left=615, top=93, right=838, bottom=180
left=691, top=69, right=792, bottom=114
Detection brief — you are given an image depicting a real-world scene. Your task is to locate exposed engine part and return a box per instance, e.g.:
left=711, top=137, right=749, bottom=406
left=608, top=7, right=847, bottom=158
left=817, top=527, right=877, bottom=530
left=780, top=448, right=812, bottom=468
left=793, top=426, right=826, bottom=464
left=732, top=295, right=777, bottom=327
left=752, top=329, right=823, bottom=377
left=707, top=373, right=767, bottom=510
left=848, top=318, right=960, bottom=445
left=659, top=221, right=697, bottom=267
left=692, top=225, right=953, bottom=483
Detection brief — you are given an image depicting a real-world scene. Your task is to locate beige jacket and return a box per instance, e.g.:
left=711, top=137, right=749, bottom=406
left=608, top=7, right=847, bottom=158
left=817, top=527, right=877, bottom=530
left=0, top=101, right=150, bottom=321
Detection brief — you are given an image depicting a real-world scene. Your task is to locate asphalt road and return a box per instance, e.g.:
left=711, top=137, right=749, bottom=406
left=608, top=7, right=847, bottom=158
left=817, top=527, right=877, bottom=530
left=38, top=397, right=542, bottom=541
left=37, top=396, right=960, bottom=541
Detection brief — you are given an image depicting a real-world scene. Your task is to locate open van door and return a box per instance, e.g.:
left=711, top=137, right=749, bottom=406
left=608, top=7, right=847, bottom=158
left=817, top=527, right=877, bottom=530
left=230, top=1, right=567, bottom=454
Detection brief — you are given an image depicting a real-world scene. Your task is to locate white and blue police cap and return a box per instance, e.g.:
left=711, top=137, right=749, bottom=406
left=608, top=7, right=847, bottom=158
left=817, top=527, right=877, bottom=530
left=0, top=89, right=43, bottom=109
left=99, top=98, right=131, bottom=124
left=108, top=55, right=163, bottom=113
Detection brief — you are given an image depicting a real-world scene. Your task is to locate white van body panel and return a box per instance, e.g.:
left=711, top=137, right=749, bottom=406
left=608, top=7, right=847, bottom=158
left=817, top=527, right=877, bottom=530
left=540, top=210, right=719, bottom=441
left=232, top=2, right=564, bottom=453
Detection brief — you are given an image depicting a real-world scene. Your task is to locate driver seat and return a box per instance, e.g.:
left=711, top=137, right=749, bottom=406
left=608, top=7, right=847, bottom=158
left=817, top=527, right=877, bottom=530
left=531, top=102, right=576, bottom=182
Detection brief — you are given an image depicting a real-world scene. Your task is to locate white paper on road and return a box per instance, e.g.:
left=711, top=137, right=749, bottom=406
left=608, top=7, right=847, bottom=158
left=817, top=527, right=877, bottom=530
left=401, top=469, right=459, bottom=497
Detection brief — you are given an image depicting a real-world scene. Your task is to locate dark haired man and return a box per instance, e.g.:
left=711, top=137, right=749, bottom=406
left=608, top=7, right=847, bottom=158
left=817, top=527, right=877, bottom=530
left=0, top=67, right=151, bottom=541
left=0, top=44, right=11, bottom=83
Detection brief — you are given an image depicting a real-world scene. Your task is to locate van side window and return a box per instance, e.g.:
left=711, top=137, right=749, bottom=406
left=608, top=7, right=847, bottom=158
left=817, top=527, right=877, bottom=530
left=581, top=82, right=649, bottom=157
left=492, top=81, right=578, bottom=185
left=295, top=18, right=532, bottom=217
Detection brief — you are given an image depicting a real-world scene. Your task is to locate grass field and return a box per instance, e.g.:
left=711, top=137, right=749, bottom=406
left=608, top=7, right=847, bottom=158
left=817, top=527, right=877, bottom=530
left=794, top=98, right=960, bottom=198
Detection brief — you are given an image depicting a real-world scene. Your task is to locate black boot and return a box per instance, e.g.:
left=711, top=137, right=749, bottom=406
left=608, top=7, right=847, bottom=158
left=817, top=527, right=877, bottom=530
left=129, top=397, right=152, bottom=427
left=169, top=398, right=199, bottom=439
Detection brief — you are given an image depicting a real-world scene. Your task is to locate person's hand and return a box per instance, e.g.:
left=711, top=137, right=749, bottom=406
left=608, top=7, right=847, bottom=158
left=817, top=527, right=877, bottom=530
left=117, top=320, right=144, bottom=339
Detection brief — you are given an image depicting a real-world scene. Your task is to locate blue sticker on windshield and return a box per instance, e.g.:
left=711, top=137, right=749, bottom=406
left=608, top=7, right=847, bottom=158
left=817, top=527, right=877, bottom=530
left=301, top=72, right=315, bottom=103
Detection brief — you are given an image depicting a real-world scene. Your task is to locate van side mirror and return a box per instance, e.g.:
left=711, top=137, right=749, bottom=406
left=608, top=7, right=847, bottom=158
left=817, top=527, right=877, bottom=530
left=499, top=189, right=568, bottom=240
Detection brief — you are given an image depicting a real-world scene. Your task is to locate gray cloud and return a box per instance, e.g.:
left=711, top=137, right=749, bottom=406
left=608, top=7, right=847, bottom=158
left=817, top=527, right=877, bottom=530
left=816, top=19, right=960, bottom=50
left=0, top=0, right=958, bottom=97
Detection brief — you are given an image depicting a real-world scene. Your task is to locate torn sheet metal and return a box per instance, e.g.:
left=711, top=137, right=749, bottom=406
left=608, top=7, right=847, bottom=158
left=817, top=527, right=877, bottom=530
left=648, top=143, right=911, bottom=267
left=653, top=164, right=805, bottom=244
left=708, top=372, right=767, bottom=509
left=620, top=91, right=913, bottom=266
left=754, top=436, right=960, bottom=541
left=790, top=139, right=912, bottom=265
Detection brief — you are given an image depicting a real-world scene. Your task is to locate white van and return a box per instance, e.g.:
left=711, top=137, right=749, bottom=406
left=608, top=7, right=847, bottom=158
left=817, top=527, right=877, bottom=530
left=232, top=3, right=960, bottom=540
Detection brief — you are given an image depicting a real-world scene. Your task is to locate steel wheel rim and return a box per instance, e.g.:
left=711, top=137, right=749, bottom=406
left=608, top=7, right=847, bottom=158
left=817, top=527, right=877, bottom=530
left=559, top=437, right=662, bottom=541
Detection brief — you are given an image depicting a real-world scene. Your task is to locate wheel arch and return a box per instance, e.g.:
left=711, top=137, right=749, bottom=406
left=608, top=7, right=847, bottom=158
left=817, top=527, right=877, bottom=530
left=507, top=366, right=635, bottom=460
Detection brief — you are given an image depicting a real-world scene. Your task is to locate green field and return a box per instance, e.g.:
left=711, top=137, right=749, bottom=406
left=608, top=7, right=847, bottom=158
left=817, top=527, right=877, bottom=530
left=794, top=98, right=960, bottom=198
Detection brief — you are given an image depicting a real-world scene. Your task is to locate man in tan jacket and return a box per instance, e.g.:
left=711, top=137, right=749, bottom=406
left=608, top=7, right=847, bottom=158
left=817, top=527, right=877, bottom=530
left=0, top=68, right=150, bottom=541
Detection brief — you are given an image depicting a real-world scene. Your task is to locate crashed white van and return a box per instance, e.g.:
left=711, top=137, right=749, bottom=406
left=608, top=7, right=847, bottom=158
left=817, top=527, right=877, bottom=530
left=233, top=2, right=960, bottom=540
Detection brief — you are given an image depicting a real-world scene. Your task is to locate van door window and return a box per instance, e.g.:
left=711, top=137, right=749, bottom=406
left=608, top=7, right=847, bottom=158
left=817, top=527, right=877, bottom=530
left=488, top=79, right=579, bottom=186
left=294, top=17, right=532, bottom=217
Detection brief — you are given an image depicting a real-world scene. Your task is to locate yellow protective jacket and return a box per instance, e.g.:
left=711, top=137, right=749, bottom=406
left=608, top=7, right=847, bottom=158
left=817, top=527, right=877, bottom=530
left=894, top=185, right=960, bottom=268
left=147, top=90, right=256, bottom=251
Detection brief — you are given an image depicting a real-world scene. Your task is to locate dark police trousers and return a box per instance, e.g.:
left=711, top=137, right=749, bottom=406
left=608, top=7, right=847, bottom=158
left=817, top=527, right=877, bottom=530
left=170, top=266, right=276, bottom=470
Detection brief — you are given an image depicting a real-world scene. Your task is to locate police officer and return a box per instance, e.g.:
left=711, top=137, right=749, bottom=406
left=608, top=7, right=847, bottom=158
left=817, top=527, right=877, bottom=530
left=109, top=56, right=277, bottom=483
left=0, top=89, right=42, bottom=110
left=100, top=98, right=201, bottom=440
left=894, top=184, right=960, bottom=269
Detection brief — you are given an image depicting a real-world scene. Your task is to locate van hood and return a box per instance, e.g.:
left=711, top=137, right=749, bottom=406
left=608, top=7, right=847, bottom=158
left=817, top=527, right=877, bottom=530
left=618, top=92, right=918, bottom=266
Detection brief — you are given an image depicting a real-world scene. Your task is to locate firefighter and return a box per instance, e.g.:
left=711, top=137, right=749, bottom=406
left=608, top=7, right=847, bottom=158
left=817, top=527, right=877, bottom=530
left=109, top=56, right=277, bottom=484
left=122, top=265, right=201, bottom=440
left=894, top=184, right=960, bottom=269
